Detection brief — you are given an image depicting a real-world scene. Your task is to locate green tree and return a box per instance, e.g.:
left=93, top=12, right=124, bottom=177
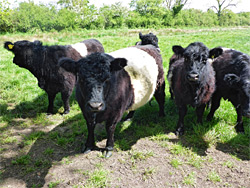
left=99, top=2, right=129, bottom=29
left=0, top=0, right=13, bottom=32
left=208, top=0, right=238, bottom=19
left=130, top=0, right=166, bottom=16
left=172, top=0, right=188, bottom=16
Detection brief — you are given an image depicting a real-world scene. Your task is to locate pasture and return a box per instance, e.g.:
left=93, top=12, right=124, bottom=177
left=0, top=27, right=249, bottom=187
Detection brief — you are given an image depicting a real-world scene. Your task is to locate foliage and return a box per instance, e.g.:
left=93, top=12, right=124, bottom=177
left=0, top=0, right=249, bottom=33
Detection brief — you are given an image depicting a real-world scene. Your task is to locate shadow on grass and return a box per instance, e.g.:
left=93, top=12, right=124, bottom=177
left=0, top=90, right=77, bottom=131
left=165, top=101, right=250, bottom=160
left=0, top=97, right=249, bottom=187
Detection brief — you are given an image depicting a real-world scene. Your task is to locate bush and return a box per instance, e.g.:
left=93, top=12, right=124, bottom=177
left=1, top=0, right=250, bottom=33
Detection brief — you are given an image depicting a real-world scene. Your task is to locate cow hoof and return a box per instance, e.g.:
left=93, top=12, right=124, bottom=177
left=103, top=150, right=113, bottom=158
left=175, top=128, right=184, bottom=136
left=82, top=147, right=92, bottom=154
left=64, top=110, right=70, bottom=114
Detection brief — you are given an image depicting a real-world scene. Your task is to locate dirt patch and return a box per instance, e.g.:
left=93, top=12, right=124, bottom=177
left=0, top=119, right=249, bottom=188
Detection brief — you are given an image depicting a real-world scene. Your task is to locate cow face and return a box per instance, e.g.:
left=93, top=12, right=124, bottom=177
left=138, top=32, right=159, bottom=48
left=4, top=40, right=43, bottom=69
left=59, top=53, right=127, bottom=113
left=173, top=42, right=209, bottom=84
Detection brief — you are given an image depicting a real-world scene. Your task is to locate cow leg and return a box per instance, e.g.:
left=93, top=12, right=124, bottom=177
left=121, top=111, right=135, bottom=122
left=47, top=93, right=56, bottom=114
left=196, top=104, right=206, bottom=124
left=104, top=121, right=117, bottom=158
left=207, top=93, right=222, bottom=121
left=82, top=120, right=96, bottom=154
left=175, top=105, right=187, bottom=136
left=235, top=105, right=244, bottom=133
left=61, top=91, right=71, bottom=114
left=154, top=82, right=165, bottom=117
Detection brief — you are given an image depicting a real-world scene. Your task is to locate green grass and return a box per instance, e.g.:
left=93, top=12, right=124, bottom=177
left=0, top=27, right=250, bottom=187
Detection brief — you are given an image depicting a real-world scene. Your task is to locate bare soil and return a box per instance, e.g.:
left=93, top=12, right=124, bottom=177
left=0, top=115, right=249, bottom=188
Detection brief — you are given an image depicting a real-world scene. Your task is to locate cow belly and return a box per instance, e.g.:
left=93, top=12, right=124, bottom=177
left=109, top=47, right=158, bottom=110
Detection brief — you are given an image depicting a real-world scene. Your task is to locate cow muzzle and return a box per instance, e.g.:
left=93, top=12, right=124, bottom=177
left=187, top=73, right=199, bottom=82
left=87, top=101, right=105, bottom=112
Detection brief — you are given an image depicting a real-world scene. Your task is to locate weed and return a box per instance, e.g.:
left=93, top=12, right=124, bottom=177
left=48, top=180, right=61, bottom=188
left=183, top=171, right=196, bottom=186
left=12, top=155, right=31, bottom=165
left=208, top=170, right=222, bottom=183
left=170, top=158, right=183, bottom=168
left=143, top=167, right=156, bottom=180
left=44, top=148, right=54, bottom=155
left=223, top=161, right=234, bottom=169
left=129, top=150, right=154, bottom=160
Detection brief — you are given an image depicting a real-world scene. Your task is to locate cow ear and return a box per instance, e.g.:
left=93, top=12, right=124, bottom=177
left=110, top=58, right=127, bottom=72
left=209, top=47, right=223, bottom=59
left=4, top=42, right=14, bottom=51
left=139, top=32, right=143, bottom=39
left=58, top=57, right=80, bottom=74
left=224, top=73, right=241, bottom=87
left=172, top=45, right=184, bottom=56
left=34, top=40, right=42, bottom=46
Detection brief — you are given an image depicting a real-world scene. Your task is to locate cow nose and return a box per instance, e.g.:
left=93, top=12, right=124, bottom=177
left=88, top=102, right=104, bottom=111
left=187, top=73, right=199, bottom=82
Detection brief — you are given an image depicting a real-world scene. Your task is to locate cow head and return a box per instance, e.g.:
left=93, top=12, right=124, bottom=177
left=172, top=42, right=210, bottom=84
left=59, top=53, right=127, bottom=113
left=4, top=40, right=43, bottom=69
left=224, top=54, right=250, bottom=117
left=137, top=32, right=159, bottom=48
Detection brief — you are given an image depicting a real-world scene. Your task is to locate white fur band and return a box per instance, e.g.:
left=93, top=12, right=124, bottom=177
left=71, top=42, right=88, bottom=57
left=109, top=47, right=159, bottom=110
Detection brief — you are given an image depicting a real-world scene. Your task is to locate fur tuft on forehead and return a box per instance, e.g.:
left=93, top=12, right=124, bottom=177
left=77, top=53, right=113, bottom=81
left=185, top=42, right=209, bottom=55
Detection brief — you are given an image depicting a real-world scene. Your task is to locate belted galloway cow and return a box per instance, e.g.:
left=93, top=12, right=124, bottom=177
left=59, top=44, right=165, bottom=157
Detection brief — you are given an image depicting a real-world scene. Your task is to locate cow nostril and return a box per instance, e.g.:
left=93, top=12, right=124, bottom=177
left=188, top=74, right=199, bottom=81
left=88, top=102, right=103, bottom=110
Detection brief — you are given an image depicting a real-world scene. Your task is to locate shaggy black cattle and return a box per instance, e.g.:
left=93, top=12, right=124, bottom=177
left=4, top=39, right=104, bottom=114
left=59, top=45, right=165, bottom=157
left=167, top=42, right=216, bottom=135
left=135, top=32, right=159, bottom=49
left=207, top=48, right=250, bottom=133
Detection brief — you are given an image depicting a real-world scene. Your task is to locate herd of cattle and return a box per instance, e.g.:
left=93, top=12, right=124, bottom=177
left=4, top=32, right=250, bottom=158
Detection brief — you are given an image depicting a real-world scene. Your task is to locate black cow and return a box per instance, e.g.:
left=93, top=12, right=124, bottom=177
left=4, top=39, right=104, bottom=114
left=59, top=45, right=165, bottom=157
left=207, top=48, right=250, bottom=133
left=135, top=32, right=159, bottom=49
left=167, top=42, right=216, bottom=135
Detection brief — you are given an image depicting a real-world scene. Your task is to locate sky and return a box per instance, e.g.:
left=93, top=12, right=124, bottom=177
left=7, top=0, right=250, bottom=13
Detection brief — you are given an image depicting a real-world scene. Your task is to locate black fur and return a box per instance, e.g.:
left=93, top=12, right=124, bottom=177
left=135, top=32, right=159, bottom=49
left=59, top=45, right=165, bottom=157
left=167, top=42, right=216, bottom=135
left=207, top=48, right=250, bottom=133
left=4, top=39, right=104, bottom=114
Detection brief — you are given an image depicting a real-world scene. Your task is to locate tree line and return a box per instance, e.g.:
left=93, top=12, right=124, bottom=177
left=0, top=0, right=249, bottom=33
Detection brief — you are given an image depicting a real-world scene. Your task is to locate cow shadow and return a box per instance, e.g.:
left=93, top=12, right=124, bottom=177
left=163, top=99, right=250, bottom=160
left=0, top=98, right=169, bottom=187
left=0, top=89, right=77, bottom=132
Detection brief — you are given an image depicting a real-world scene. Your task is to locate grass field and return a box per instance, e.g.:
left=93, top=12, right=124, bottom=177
left=0, top=27, right=249, bottom=187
